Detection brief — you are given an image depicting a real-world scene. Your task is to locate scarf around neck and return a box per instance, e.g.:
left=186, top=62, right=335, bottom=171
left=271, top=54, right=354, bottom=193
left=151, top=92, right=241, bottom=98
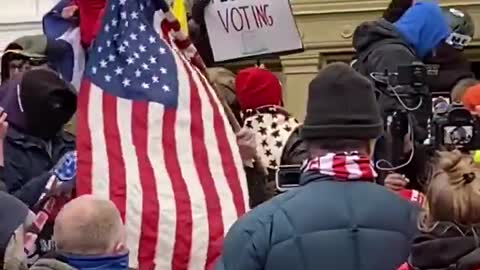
left=61, top=253, right=129, bottom=270
left=301, top=152, right=377, bottom=181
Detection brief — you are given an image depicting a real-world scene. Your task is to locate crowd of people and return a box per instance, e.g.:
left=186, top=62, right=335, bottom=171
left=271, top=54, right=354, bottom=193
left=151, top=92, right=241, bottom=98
left=2, top=0, right=480, bottom=269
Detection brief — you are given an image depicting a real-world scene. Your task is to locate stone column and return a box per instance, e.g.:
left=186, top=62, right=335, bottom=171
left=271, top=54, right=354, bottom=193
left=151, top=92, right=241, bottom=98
left=280, top=50, right=323, bottom=121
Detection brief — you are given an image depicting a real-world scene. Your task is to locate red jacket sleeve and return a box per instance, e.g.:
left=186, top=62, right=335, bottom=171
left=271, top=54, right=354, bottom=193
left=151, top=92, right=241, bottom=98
left=76, top=0, right=106, bottom=47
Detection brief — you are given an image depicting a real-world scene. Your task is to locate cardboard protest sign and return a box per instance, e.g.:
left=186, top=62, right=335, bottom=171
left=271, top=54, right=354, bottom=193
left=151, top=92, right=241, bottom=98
left=204, top=0, right=303, bottom=62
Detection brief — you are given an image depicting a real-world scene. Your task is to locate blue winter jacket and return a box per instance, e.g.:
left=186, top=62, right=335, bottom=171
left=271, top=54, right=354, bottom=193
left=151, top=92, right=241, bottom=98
left=215, top=172, right=419, bottom=270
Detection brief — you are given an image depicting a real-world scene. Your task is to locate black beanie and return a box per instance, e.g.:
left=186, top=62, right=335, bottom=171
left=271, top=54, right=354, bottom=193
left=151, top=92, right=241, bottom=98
left=0, top=192, right=29, bottom=265
left=301, top=62, right=383, bottom=140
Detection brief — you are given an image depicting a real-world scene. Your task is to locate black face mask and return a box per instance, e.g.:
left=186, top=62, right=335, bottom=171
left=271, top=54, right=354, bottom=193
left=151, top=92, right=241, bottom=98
left=24, top=91, right=76, bottom=139
left=19, top=70, right=77, bottom=140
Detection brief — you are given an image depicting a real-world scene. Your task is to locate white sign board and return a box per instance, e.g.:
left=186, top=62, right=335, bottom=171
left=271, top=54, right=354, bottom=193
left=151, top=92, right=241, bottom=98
left=204, top=0, right=303, bottom=62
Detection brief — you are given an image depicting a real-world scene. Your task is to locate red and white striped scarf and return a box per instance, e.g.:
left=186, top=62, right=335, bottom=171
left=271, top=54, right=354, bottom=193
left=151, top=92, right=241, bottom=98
left=302, top=152, right=377, bottom=181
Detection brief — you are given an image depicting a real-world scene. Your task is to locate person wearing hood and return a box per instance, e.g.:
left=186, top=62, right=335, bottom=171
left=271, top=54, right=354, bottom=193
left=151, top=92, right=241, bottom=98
left=0, top=69, right=77, bottom=264
left=215, top=63, right=418, bottom=270
left=398, top=150, right=480, bottom=270
left=29, top=195, right=128, bottom=270
left=353, top=2, right=451, bottom=200
left=0, top=192, right=36, bottom=270
left=381, top=0, right=475, bottom=94
left=235, top=67, right=308, bottom=199
left=353, top=1, right=450, bottom=141
left=0, top=69, right=76, bottom=207
left=1, top=35, right=50, bottom=84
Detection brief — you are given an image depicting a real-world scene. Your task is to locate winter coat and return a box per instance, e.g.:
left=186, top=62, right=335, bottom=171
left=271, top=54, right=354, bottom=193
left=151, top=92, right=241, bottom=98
left=243, top=107, right=307, bottom=199
left=215, top=172, right=419, bottom=270
left=397, top=223, right=480, bottom=270
left=4, top=127, right=75, bottom=207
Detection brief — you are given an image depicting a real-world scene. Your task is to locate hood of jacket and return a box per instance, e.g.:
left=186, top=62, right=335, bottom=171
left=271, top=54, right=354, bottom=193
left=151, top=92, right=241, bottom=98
left=30, top=259, right=76, bottom=270
left=409, top=222, right=480, bottom=270
left=393, top=1, right=450, bottom=59
left=1, top=35, right=48, bottom=83
left=0, top=69, right=76, bottom=139
left=0, top=76, right=27, bottom=131
left=352, top=19, right=411, bottom=61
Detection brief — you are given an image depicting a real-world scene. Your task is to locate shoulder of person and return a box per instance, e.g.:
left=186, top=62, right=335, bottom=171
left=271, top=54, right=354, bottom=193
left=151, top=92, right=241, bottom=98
left=230, top=190, right=301, bottom=233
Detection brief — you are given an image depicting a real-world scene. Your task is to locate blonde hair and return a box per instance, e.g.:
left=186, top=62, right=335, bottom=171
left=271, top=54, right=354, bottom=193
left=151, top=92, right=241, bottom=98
left=451, top=78, right=478, bottom=103
left=420, top=150, right=480, bottom=231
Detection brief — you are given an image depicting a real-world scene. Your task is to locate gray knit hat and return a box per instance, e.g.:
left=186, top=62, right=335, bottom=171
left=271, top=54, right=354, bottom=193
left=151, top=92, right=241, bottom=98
left=301, top=62, right=383, bottom=140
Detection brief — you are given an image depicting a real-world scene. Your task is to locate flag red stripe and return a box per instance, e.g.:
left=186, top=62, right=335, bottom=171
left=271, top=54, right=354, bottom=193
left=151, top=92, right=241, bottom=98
left=332, top=155, right=347, bottom=180
left=163, top=109, right=193, bottom=270
left=181, top=59, right=224, bottom=270
left=102, top=93, right=127, bottom=222
left=197, top=74, right=246, bottom=218
left=132, top=102, right=160, bottom=269
left=76, top=80, right=93, bottom=195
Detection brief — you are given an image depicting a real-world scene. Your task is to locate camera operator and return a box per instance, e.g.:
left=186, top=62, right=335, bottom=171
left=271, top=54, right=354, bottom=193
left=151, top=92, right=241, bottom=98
left=353, top=2, right=454, bottom=196
left=353, top=1, right=450, bottom=142
left=383, top=1, right=475, bottom=95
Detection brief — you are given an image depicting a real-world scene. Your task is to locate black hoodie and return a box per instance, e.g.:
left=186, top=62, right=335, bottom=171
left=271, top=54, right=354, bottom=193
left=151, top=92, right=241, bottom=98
left=408, top=223, right=480, bottom=270
left=352, top=19, right=430, bottom=142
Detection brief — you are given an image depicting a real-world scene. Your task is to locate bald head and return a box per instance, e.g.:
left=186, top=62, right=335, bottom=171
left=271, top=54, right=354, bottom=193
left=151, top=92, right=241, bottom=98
left=54, top=195, right=125, bottom=256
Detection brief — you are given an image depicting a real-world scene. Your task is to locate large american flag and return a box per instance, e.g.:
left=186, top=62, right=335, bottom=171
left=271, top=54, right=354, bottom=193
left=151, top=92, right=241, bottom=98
left=75, top=0, right=249, bottom=269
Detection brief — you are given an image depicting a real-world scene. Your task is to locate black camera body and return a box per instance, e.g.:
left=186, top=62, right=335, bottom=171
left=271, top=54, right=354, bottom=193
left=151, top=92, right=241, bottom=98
left=431, top=104, right=480, bottom=151
left=396, top=62, right=429, bottom=88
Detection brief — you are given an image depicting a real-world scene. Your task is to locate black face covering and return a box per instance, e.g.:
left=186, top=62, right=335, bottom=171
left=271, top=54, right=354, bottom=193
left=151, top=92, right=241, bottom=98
left=19, top=69, right=76, bottom=140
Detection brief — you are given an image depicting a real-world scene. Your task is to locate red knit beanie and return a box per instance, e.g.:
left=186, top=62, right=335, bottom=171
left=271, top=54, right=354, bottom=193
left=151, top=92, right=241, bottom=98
left=462, top=83, right=480, bottom=111
left=235, top=67, right=283, bottom=111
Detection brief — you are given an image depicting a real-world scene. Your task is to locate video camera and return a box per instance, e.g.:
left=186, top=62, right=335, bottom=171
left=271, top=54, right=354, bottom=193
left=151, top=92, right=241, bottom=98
left=430, top=95, right=480, bottom=151
left=376, top=62, right=480, bottom=171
